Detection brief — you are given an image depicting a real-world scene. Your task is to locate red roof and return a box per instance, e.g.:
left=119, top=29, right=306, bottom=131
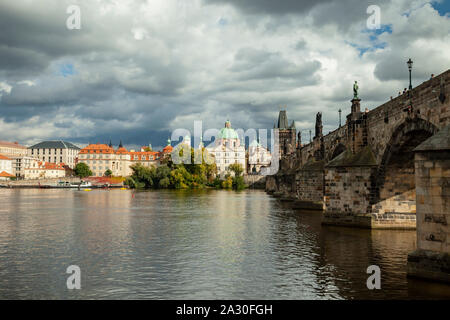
left=0, top=154, right=12, bottom=160
left=78, top=143, right=166, bottom=158
left=36, top=162, right=66, bottom=170
left=0, top=171, right=14, bottom=177
left=0, top=141, right=27, bottom=149
left=79, top=144, right=115, bottom=154
left=129, top=151, right=159, bottom=161
left=163, top=145, right=173, bottom=153
left=115, top=147, right=129, bottom=154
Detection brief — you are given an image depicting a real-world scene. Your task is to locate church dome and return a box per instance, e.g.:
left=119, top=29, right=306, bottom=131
left=219, top=120, right=239, bottom=140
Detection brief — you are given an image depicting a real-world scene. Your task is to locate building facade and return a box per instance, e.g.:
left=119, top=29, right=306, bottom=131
left=129, top=147, right=159, bottom=168
left=28, top=141, right=80, bottom=169
left=13, top=156, right=41, bottom=178
left=206, top=120, right=246, bottom=177
left=78, top=144, right=131, bottom=177
left=247, top=140, right=271, bottom=174
left=0, top=141, right=28, bottom=158
left=23, top=161, right=66, bottom=180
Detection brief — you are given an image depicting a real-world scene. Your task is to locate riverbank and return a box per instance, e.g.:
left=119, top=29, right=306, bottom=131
left=0, top=177, right=125, bottom=189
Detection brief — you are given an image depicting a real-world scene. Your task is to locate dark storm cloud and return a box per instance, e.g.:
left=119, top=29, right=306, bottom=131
left=0, top=1, right=113, bottom=78
left=0, top=46, right=50, bottom=73
left=204, top=0, right=331, bottom=15
left=204, top=0, right=390, bottom=30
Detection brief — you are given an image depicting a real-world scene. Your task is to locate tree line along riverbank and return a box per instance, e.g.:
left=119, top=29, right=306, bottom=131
left=124, top=147, right=246, bottom=191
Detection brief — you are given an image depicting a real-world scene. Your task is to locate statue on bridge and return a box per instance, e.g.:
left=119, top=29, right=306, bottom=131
left=315, top=112, right=323, bottom=139
left=297, top=131, right=302, bottom=148
left=353, top=81, right=359, bottom=99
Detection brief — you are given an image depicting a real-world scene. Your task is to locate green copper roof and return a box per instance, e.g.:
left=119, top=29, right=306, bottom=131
left=219, top=127, right=239, bottom=140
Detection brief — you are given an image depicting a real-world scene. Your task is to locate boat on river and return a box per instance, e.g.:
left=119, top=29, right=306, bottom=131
left=39, top=181, right=93, bottom=189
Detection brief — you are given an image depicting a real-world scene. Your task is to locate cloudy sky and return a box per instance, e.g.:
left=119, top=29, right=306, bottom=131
left=0, top=0, right=449, bottom=150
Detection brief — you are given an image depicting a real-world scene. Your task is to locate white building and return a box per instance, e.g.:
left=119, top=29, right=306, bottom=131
left=248, top=140, right=272, bottom=174
left=0, top=154, right=14, bottom=180
left=23, top=161, right=66, bottom=180
left=28, top=140, right=80, bottom=169
left=12, top=156, right=41, bottom=178
left=206, top=120, right=246, bottom=177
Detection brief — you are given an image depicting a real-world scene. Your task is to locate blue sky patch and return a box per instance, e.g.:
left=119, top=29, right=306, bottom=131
left=59, top=63, right=75, bottom=77
left=218, top=18, right=228, bottom=27
left=431, top=0, right=450, bottom=16
left=347, top=41, right=387, bottom=57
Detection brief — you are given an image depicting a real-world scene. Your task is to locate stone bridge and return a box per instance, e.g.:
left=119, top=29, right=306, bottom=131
left=266, top=69, right=450, bottom=231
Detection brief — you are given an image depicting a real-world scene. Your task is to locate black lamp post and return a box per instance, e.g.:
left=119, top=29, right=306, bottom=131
left=407, top=58, right=413, bottom=90
left=338, top=109, right=342, bottom=127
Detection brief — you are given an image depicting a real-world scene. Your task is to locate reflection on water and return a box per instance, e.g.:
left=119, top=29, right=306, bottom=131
left=0, top=189, right=449, bottom=299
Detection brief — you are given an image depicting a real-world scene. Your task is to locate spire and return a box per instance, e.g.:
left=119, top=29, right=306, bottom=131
left=119, top=140, right=123, bottom=148
left=167, top=138, right=171, bottom=146
left=277, top=110, right=289, bottom=129
left=109, top=140, right=112, bottom=148
left=290, top=120, right=296, bottom=129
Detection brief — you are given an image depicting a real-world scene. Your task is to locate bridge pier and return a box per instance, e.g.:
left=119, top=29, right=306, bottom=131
left=322, top=146, right=416, bottom=229
left=407, top=125, right=450, bottom=283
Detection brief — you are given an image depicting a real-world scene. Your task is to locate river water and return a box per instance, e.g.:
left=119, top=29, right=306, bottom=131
left=0, top=188, right=449, bottom=300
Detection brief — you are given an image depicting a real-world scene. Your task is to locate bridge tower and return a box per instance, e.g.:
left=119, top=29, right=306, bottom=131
left=275, top=108, right=296, bottom=159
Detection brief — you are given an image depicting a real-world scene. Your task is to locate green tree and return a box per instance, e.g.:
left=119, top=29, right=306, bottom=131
left=222, top=175, right=233, bottom=189
left=170, top=165, right=192, bottom=189
left=228, top=163, right=244, bottom=177
left=129, top=163, right=155, bottom=188
left=74, top=163, right=92, bottom=178
left=232, top=175, right=246, bottom=191
left=104, top=169, right=113, bottom=177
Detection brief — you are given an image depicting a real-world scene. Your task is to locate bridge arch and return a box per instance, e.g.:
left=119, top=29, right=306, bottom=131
left=373, top=117, right=438, bottom=214
left=330, top=143, right=346, bottom=161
